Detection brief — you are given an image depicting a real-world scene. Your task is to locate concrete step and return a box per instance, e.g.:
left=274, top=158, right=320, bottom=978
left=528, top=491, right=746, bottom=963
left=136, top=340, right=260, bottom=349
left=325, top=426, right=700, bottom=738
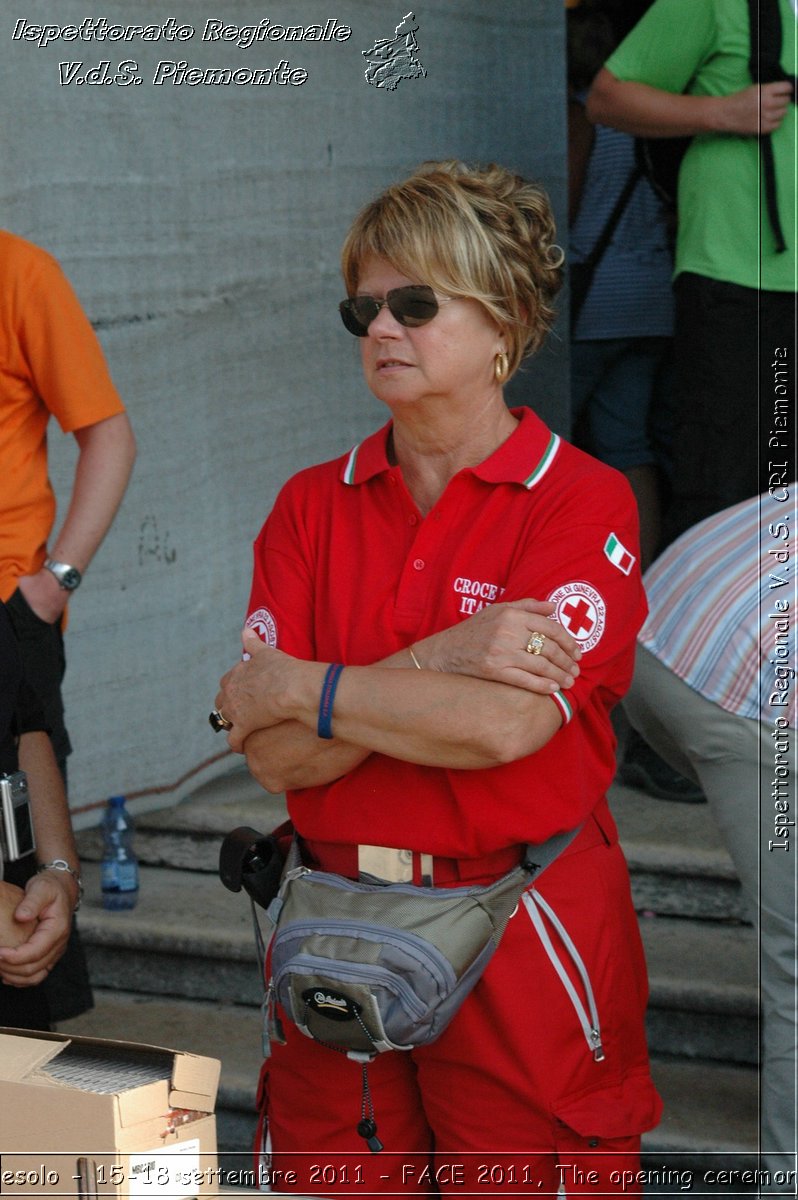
left=77, top=860, right=263, bottom=1007
left=74, top=855, right=758, bottom=1065
left=639, top=917, right=757, bottom=1065
left=57, top=992, right=759, bottom=1170
left=77, top=766, right=747, bottom=923
left=644, top=1059, right=759, bottom=1173
left=609, top=784, right=747, bottom=923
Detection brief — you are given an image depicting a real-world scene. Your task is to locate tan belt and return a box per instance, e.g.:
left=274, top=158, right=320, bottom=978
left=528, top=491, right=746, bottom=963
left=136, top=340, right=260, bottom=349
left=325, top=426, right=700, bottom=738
left=358, top=844, right=435, bottom=885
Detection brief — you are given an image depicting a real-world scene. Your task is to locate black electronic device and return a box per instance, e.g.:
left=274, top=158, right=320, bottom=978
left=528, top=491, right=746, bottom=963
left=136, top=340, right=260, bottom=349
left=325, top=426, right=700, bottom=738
left=0, top=770, right=36, bottom=862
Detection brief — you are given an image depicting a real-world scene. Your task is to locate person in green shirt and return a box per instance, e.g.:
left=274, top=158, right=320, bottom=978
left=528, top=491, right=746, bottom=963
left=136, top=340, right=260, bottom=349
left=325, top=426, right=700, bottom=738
left=588, top=0, right=795, bottom=543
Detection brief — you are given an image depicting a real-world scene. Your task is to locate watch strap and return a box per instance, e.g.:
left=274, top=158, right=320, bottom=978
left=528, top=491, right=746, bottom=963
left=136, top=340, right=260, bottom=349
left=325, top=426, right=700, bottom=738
left=44, top=559, right=82, bottom=590
left=37, top=859, right=84, bottom=912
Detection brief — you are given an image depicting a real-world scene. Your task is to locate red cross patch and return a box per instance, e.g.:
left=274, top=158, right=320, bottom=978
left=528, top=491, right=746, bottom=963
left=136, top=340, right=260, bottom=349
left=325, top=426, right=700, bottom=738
left=547, top=581, right=606, bottom=651
left=245, top=606, right=278, bottom=648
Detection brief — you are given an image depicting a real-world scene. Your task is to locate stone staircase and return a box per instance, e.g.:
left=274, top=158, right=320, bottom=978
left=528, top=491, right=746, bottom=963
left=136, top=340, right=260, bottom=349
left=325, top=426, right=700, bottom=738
left=62, top=766, right=761, bottom=1186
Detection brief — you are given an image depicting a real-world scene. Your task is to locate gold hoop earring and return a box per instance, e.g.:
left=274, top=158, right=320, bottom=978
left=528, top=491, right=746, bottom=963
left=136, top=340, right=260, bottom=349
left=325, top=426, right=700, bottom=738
left=494, top=351, right=509, bottom=384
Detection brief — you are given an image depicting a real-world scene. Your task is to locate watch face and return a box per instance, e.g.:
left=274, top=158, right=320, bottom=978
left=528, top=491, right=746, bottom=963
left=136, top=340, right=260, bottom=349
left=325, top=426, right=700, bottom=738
left=60, top=568, right=81, bottom=590
left=47, top=561, right=82, bottom=590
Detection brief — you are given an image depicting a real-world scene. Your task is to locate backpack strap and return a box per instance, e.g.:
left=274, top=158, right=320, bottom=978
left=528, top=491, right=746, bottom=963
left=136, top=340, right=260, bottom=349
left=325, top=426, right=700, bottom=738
left=747, top=0, right=796, bottom=253
left=748, top=0, right=797, bottom=88
left=569, top=161, right=643, bottom=330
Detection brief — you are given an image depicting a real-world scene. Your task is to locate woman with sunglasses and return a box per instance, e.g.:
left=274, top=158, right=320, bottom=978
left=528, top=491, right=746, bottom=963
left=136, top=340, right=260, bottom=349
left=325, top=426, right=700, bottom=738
left=215, top=161, right=661, bottom=1195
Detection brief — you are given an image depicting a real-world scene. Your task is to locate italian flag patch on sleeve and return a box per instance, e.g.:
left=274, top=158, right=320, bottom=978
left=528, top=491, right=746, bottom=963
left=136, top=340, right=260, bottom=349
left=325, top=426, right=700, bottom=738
left=604, top=533, right=636, bottom=576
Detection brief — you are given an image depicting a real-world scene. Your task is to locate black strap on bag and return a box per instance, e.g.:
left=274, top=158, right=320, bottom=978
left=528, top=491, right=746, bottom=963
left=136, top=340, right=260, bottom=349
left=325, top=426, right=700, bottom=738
left=569, top=161, right=643, bottom=332
left=747, top=0, right=797, bottom=254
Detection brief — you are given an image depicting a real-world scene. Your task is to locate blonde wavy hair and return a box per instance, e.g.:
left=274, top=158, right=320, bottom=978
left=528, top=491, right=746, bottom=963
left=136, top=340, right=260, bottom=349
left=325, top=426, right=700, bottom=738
left=341, top=160, right=564, bottom=378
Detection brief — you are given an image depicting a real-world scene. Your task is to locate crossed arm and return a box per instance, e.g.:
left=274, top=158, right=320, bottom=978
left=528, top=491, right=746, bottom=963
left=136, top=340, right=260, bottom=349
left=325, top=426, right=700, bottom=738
left=215, top=599, right=581, bottom=793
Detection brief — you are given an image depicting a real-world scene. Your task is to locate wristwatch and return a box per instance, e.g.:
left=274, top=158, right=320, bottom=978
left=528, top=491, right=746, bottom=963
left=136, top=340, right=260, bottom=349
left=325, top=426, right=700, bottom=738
left=44, top=559, right=82, bottom=591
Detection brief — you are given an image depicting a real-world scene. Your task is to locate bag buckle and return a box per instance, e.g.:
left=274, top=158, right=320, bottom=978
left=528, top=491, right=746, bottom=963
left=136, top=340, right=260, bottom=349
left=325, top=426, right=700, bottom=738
left=357, top=845, right=435, bottom=885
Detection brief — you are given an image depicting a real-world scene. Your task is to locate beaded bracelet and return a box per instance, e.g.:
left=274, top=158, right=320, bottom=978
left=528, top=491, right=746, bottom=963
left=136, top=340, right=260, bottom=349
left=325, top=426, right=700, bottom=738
left=317, top=663, right=345, bottom=740
left=37, top=859, right=84, bottom=912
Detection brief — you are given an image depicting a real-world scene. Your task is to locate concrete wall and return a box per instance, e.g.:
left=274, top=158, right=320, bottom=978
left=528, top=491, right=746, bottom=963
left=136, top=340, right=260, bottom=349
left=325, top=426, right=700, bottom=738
left=3, top=0, right=568, bottom=824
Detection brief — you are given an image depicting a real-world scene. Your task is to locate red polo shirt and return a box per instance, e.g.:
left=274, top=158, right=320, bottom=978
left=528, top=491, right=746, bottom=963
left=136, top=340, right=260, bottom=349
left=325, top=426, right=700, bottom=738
left=247, top=407, right=645, bottom=860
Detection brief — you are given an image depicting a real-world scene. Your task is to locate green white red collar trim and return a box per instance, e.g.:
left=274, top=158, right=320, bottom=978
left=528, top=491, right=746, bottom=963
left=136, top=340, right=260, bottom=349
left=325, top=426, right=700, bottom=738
left=342, top=442, right=360, bottom=485
left=341, top=410, right=562, bottom=488
left=551, top=690, right=574, bottom=725
left=521, top=431, right=561, bottom=490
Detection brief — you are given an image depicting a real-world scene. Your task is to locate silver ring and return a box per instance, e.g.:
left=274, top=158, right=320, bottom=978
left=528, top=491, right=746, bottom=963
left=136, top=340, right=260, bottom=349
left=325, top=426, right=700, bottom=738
left=209, top=708, right=233, bottom=732
left=525, top=632, right=546, bottom=656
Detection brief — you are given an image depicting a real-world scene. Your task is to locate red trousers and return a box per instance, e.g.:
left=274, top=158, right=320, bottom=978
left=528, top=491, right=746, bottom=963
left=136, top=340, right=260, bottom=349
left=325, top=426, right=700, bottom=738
left=256, top=832, right=662, bottom=1197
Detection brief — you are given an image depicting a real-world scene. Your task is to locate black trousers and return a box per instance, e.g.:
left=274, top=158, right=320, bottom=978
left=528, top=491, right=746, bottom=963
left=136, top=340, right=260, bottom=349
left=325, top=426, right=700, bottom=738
left=3, top=588, right=92, bottom=1026
left=663, top=272, right=795, bottom=547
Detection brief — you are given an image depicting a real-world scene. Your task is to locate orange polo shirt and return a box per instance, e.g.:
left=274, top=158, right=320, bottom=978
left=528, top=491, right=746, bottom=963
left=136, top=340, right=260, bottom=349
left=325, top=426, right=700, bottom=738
left=0, top=231, right=125, bottom=601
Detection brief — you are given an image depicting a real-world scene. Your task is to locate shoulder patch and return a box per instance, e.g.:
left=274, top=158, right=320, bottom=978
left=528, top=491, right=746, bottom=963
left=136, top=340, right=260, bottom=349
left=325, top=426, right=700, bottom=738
left=245, top=607, right=278, bottom=648
left=548, top=581, right=606, bottom=652
left=604, top=533, right=636, bottom=576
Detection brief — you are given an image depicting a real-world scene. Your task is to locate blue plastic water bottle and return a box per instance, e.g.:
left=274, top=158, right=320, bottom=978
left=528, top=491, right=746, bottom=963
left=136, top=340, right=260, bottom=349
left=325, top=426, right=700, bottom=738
left=100, top=795, right=139, bottom=910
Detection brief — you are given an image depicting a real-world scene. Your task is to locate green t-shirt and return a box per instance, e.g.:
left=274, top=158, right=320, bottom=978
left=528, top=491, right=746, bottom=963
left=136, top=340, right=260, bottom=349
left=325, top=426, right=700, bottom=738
left=606, top=0, right=796, bottom=291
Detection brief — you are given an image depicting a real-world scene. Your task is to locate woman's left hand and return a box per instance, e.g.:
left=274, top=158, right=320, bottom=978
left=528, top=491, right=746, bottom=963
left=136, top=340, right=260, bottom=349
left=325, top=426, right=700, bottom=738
left=0, top=872, right=74, bottom=987
left=415, top=598, right=581, bottom=693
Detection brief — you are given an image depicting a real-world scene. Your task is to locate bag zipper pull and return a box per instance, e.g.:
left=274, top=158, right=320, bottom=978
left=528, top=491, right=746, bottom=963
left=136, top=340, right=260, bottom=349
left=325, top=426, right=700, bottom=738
left=356, top=1061, right=383, bottom=1153
left=356, top=1117, right=384, bottom=1154
left=590, top=1027, right=605, bottom=1062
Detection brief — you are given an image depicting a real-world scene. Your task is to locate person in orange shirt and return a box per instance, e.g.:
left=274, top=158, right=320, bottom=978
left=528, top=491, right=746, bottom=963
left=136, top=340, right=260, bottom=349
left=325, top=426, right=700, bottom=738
left=0, top=230, right=136, bottom=1022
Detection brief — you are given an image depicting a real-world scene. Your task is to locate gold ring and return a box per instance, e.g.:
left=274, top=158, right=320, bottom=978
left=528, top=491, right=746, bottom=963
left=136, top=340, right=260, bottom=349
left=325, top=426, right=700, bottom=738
left=209, top=708, right=233, bottom=732
left=525, top=632, right=546, bottom=656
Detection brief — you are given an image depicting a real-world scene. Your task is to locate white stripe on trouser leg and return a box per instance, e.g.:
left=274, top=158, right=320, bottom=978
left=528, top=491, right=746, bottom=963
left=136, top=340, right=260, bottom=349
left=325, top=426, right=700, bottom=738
left=522, top=890, right=605, bottom=1061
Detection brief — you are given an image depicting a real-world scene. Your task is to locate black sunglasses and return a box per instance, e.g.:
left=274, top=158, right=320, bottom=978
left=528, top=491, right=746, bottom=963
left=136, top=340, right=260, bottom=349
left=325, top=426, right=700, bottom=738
left=339, top=285, right=440, bottom=337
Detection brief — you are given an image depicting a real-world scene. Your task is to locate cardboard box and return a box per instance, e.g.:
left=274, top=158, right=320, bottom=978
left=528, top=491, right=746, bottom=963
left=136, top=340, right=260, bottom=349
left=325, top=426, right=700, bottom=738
left=0, top=1028, right=220, bottom=1199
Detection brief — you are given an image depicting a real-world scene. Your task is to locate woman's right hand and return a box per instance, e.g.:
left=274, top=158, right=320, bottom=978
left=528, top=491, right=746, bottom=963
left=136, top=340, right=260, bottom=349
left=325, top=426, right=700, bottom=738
left=414, top=599, right=581, bottom=694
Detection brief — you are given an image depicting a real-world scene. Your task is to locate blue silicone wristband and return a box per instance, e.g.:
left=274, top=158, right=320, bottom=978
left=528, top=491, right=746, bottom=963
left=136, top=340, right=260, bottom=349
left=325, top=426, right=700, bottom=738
left=317, top=663, right=344, bottom=740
